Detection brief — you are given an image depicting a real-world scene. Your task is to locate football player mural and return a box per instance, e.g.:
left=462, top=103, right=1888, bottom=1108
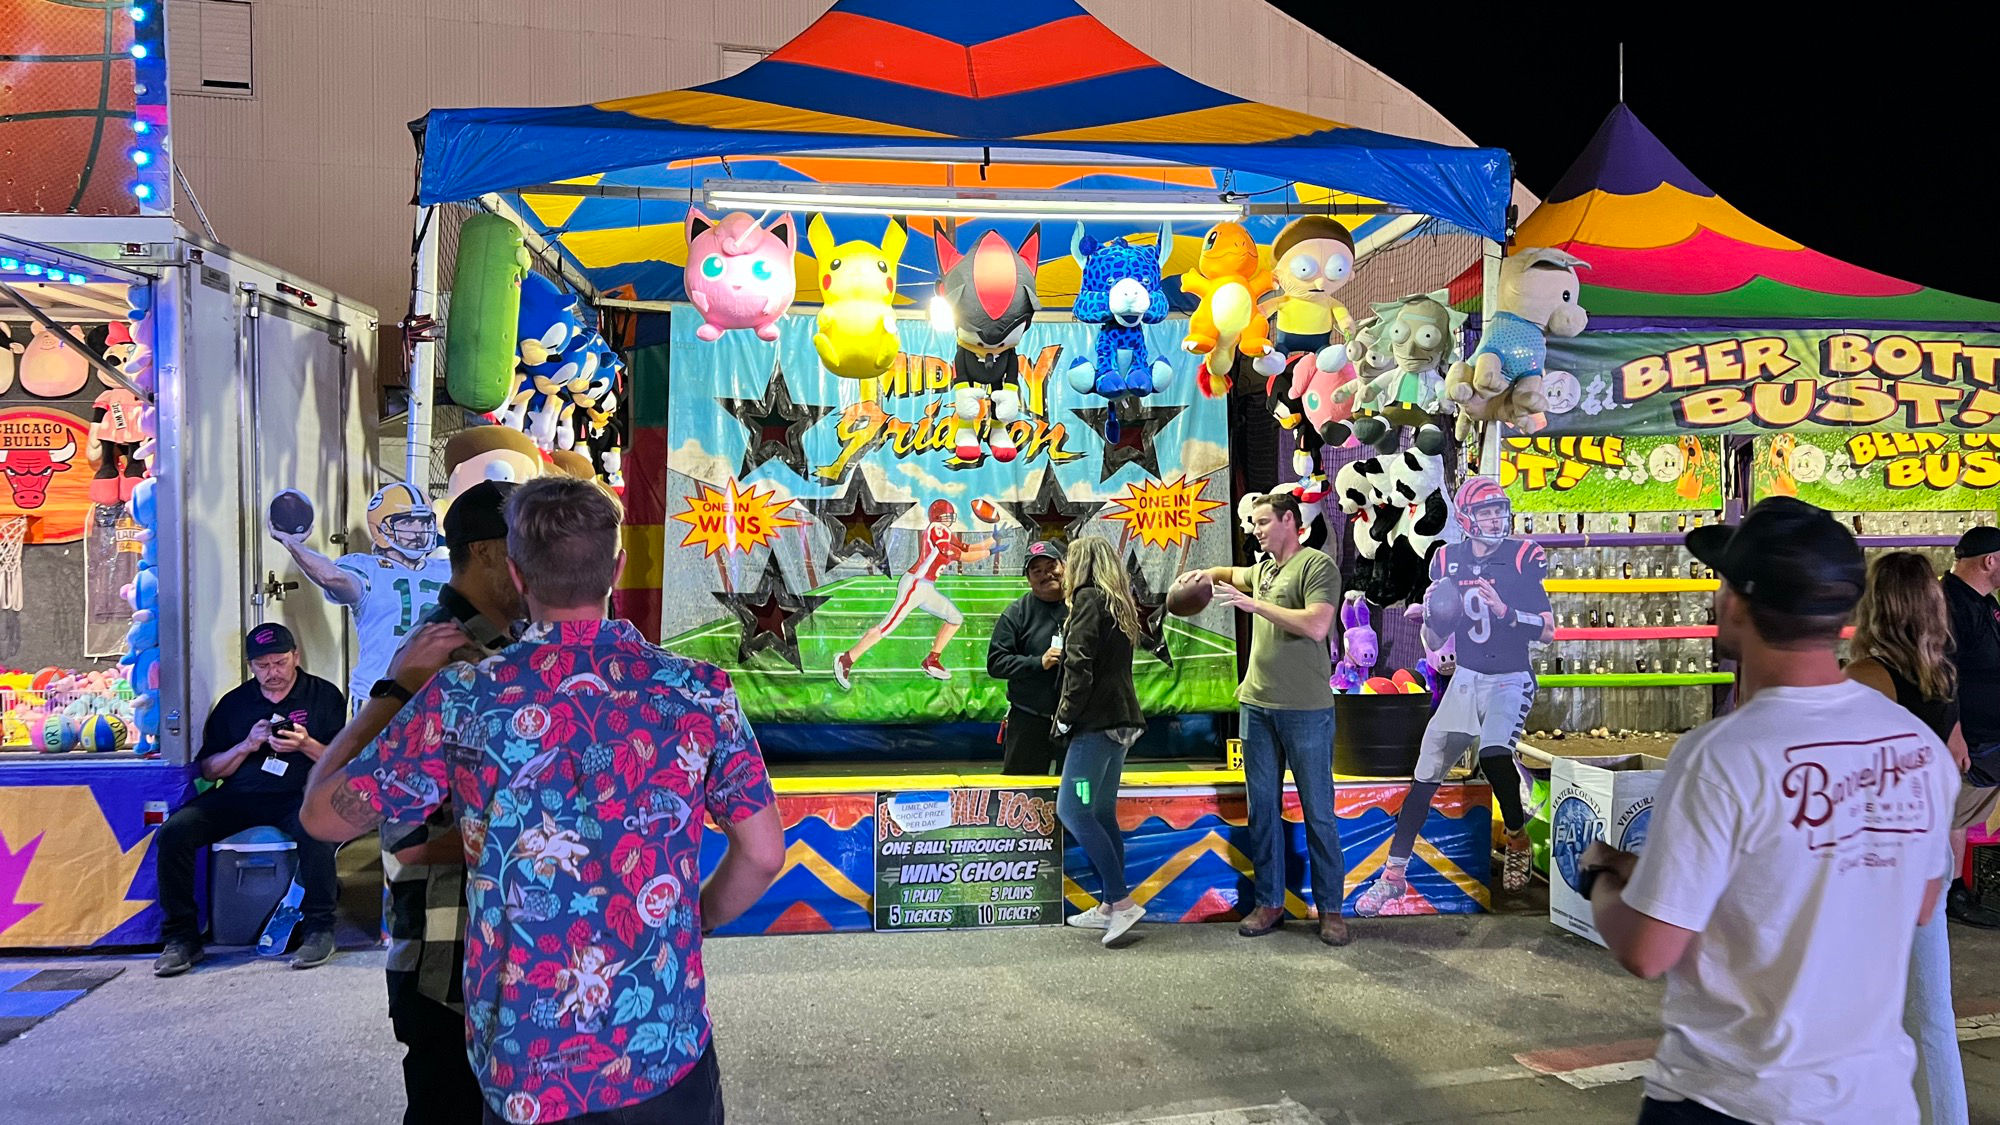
left=269, top=482, right=451, bottom=714
left=1353, top=476, right=1553, bottom=915
left=831, top=499, right=998, bottom=690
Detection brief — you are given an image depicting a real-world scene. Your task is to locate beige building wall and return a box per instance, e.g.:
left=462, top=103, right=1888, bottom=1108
left=168, top=0, right=1522, bottom=384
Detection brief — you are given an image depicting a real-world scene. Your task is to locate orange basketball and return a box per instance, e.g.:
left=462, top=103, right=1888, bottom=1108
left=0, top=1, right=141, bottom=215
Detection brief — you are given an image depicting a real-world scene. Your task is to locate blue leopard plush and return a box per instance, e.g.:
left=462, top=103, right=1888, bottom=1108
left=1067, top=223, right=1175, bottom=401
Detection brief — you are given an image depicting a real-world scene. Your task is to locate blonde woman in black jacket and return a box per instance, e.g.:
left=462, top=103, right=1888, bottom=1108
left=1053, top=536, right=1147, bottom=946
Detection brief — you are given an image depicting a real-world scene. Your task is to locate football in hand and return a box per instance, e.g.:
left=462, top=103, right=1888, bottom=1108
left=1165, top=572, right=1214, bottom=618
left=268, top=489, right=315, bottom=537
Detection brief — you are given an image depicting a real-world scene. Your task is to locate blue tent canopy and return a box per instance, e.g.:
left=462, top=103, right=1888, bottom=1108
left=414, top=0, right=1511, bottom=241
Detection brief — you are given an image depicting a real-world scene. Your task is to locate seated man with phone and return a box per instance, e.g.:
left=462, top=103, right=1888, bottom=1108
left=153, top=623, right=347, bottom=976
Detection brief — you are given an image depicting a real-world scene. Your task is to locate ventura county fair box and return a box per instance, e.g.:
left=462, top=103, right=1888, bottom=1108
left=1548, top=754, right=1668, bottom=946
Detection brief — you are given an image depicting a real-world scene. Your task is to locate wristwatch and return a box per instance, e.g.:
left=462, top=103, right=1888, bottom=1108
left=369, top=678, right=413, bottom=703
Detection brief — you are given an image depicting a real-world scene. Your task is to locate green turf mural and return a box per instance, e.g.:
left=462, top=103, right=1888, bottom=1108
left=658, top=308, right=1238, bottom=724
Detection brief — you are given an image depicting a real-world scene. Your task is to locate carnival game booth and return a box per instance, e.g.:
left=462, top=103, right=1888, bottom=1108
left=0, top=0, right=379, bottom=949
left=1448, top=105, right=2000, bottom=876
left=412, top=0, right=1515, bottom=931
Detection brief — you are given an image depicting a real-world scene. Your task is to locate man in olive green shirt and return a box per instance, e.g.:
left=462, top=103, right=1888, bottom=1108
left=1182, top=492, right=1347, bottom=946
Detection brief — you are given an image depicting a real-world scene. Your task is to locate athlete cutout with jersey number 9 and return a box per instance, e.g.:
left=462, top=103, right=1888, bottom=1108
left=269, top=483, right=453, bottom=716
left=1355, top=476, right=1554, bottom=915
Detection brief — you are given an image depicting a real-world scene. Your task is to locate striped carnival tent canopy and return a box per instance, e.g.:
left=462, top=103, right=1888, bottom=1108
left=412, top=0, right=1512, bottom=246
left=1451, top=104, right=2000, bottom=329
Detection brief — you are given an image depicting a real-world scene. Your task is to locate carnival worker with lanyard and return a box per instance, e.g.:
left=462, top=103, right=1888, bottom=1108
left=1582, top=498, right=1957, bottom=1125
left=154, top=623, right=346, bottom=975
left=302, top=480, right=523, bottom=1124
left=1178, top=490, right=1348, bottom=947
left=303, top=477, right=785, bottom=1125
left=986, top=539, right=1068, bottom=775
left=1942, top=525, right=2000, bottom=928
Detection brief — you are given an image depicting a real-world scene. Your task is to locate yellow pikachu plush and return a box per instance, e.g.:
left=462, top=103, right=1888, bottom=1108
left=807, top=215, right=907, bottom=379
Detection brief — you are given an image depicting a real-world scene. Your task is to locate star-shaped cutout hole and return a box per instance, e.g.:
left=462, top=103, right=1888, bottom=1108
left=812, top=470, right=916, bottom=572
left=717, top=359, right=835, bottom=481
left=1123, top=552, right=1174, bottom=667
left=1070, top=402, right=1185, bottom=482
left=1001, top=468, right=1103, bottom=548
left=711, top=552, right=831, bottom=671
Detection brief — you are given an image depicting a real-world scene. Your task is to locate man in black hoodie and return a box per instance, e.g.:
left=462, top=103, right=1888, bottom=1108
left=987, top=540, right=1068, bottom=775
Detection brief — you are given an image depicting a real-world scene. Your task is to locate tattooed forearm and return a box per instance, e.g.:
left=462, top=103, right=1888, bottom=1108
left=329, top=779, right=384, bottom=832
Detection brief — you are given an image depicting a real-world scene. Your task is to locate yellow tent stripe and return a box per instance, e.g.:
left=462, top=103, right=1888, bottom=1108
left=1522, top=185, right=1802, bottom=252
left=1023, top=102, right=1345, bottom=145
left=521, top=173, right=604, bottom=229
left=596, top=90, right=947, bottom=139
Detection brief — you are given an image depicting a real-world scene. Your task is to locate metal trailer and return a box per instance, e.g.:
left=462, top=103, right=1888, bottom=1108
left=1, top=214, right=375, bottom=767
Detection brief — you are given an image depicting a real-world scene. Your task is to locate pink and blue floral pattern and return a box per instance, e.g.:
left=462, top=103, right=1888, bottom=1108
left=347, top=619, right=773, bottom=1123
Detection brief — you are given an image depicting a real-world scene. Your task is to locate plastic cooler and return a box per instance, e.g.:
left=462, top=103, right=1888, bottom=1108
left=209, top=826, right=298, bottom=945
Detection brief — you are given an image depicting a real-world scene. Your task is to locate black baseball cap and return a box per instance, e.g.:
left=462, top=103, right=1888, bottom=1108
left=245, top=623, right=297, bottom=660
left=1023, top=540, right=1066, bottom=573
left=1685, top=497, right=1865, bottom=616
left=1956, top=526, right=2000, bottom=559
left=443, top=480, right=516, bottom=551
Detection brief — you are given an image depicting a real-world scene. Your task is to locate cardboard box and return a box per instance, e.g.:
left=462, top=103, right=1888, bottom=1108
left=1548, top=753, right=1668, bottom=946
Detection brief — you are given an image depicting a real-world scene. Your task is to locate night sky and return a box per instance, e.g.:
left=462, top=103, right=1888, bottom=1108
left=1269, top=13, right=1998, bottom=302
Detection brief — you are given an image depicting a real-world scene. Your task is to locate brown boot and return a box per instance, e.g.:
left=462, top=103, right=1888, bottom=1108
left=1318, top=913, right=1351, bottom=947
left=1237, top=905, right=1285, bottom=937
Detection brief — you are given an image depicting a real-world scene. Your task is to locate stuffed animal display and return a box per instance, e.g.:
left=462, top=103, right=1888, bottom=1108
left=1334, top=591, right=1378, bottom=692
left=933, top=224, right=1041, bottom=463
left=1179, top=222, right=1274, bottom=397
left=1446, top=248, right=1589, bottom=436
left=685, top=209, right=796, bottom=341
left=1335, top=449, right=1452, bottom=607
left=444, top=212, right=531, bottom=413
left=1347, top=293, right=1463, bottom=456
left=1067, top=223, right=1174, bottom=416
left=18, top=320, right=90, bottom=398
left=86, top=388, right=148, bottom=503
left=808, top=215, right=907, bottom=380
left=495, top=273, right=624, bottom=485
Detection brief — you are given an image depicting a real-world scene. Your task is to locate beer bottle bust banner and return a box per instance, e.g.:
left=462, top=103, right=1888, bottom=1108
left=655, top=309, right=1237, bottom=725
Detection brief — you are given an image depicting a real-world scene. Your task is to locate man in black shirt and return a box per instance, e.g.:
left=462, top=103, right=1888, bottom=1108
left=1945, top=526, right=2000, bottom=927
left=986, top=540, right=1067, bottom=775
left=154, top=623, right=346, bottom=975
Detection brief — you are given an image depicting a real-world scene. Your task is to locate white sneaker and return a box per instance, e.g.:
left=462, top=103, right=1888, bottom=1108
left=1102, top=902, right=1146, bottom=946
left=1065, top=904, right=1111, bottom=930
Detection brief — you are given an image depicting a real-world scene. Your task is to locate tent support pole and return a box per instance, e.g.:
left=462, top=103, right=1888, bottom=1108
left=1476, top=237, right=1505, bottom=478
left=407, top=205, right=440, bottom=493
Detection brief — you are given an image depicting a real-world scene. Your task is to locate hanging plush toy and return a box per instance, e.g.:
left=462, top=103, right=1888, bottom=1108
left=442, top=425, right=545, bottom=508
left=18, top=321, right=91, bottom=398
left=86, top=388, right=148, bottom=503
left=1066, top=223, right=1174, bottom=412
left=1334, top=592, right=1378, bottom=693
left=1447, top=248, right=1590, bottom=436
left=1334, top=455, right=1396, bottom=591
left=1348, top=294, right=1462, bottom=455
left=1369, top=449, right=1452, bottom=606
left=932, top=223, right=1041, bottom=464
left=444, top=213, right=530, bottom=413
left=1179, top=222, right=1274, bottom=397
left=807, top=215, right=907, bottom=380
left=0, top=325, right=22, bottom=394
left=1258, top=216, right=1357, bottom=365
left=516, top=273, right=584, bottom=367
left=685, top=208, right=796, bottom=341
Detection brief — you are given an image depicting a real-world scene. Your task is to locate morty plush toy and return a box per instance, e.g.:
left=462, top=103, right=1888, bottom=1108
left=933, top=223, right=1042, bottom=463
left=685, top=208, right=796, bottom=341
left=1067, top=223, right=1174, bottom=410
left=807, top=215, right=907, bottom=380
left=1179, top=222, right=1274, bottom=397
left=1446, top=248, right=1589, bottom=436
left=1258, top=216, right=1357, bottom=362
left=443, top=425, right=544, bottom=508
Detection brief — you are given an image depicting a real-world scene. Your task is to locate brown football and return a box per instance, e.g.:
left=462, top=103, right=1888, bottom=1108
left=1164, top=573, right=1214, bottom=618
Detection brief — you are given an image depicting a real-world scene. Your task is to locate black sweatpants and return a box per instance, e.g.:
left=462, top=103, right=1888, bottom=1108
left=156, top=786, right=338, bottom=945
left=999, top=709, right=1062, bottom=776
left=389, top=974, right=484, bottom=1125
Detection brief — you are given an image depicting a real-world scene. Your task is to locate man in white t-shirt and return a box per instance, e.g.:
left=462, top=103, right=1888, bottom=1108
left=1579, top=497, right=1957, bottom=1125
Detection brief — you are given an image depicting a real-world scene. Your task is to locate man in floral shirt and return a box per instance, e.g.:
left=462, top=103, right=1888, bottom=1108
left=304, top=478, right=785, bottom=1125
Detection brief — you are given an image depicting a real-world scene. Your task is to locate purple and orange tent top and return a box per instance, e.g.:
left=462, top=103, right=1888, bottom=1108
left=1450, top=104, right=2000, bottom=329
left=413, top=0, right=1510, bottom=241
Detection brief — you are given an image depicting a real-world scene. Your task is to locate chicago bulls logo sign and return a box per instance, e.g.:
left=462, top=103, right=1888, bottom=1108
left=0, top=407, right=95, bottom=543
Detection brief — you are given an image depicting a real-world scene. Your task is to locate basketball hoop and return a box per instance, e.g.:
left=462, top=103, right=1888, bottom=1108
left=0, top=516, right=27, bottom=612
